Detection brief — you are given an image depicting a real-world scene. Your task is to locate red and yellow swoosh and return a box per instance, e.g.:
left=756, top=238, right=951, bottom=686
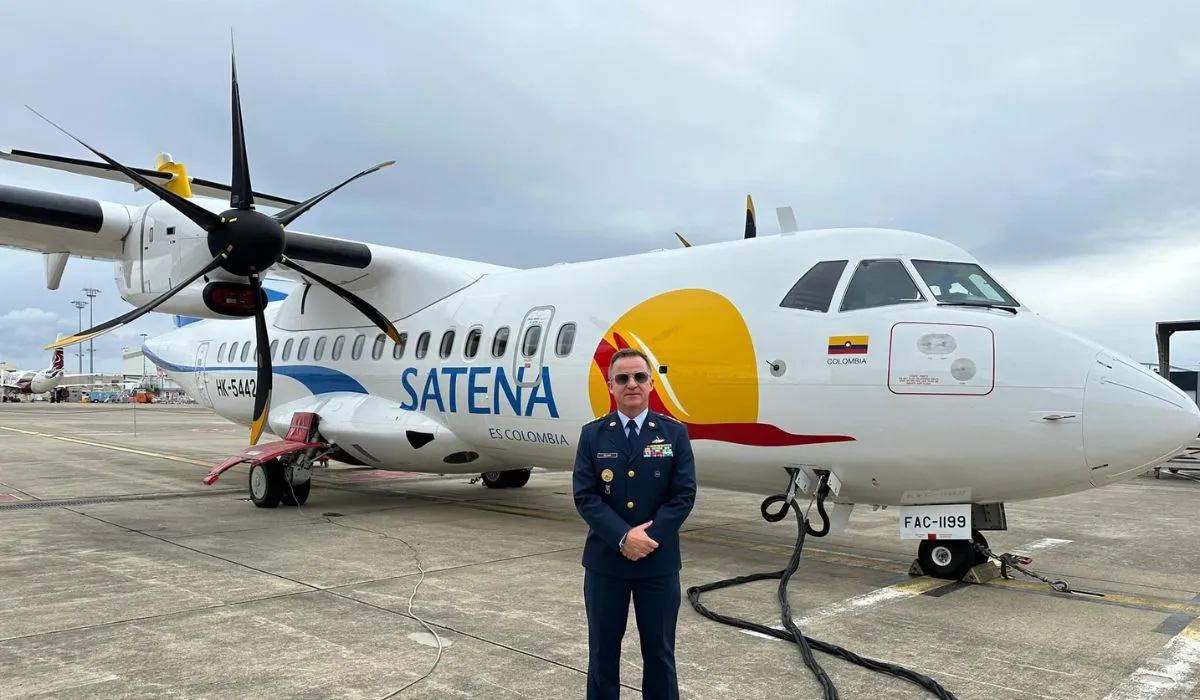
left=588, top=289, right=854, bottom=447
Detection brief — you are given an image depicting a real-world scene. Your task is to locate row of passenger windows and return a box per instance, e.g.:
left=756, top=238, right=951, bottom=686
left=779, top=257, right=1018, bottom=313
left=211, top=321, right=578, bottom=365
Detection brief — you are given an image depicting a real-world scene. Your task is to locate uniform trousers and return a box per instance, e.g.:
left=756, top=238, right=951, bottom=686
left=583, top=567, right=681, bottom=700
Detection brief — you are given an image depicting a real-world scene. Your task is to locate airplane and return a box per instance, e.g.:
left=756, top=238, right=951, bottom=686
left=0, top=338, right=94, bottom=402
left=1, top=51, right=1198, bottom=584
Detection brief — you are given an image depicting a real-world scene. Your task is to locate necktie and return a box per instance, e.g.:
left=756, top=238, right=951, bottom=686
left=626, top=419, right=638, bottom=444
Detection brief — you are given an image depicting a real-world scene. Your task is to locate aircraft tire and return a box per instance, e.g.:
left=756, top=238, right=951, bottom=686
left=281, top=478, right=311, bottom=506
left=248, top=460, right=284, bottom=508
left=480, top=468, right=532, bottom=489
left=916, top=539, right=974, bottom=581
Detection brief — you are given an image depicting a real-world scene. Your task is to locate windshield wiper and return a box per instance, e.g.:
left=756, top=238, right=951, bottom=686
left=937, top=300, right=1017, bottom=314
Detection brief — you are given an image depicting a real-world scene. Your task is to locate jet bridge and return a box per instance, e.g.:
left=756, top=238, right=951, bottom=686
left=1153, top=320, right=1200, bottom=482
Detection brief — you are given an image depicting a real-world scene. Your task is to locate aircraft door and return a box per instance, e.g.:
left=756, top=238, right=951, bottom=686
left=139, top=213, right=154, bottom=293
left=195, top=341, right=212, bottom=407
left=514, top=305, right=555, bottom=388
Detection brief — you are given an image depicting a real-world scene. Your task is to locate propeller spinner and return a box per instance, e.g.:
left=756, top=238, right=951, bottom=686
left=33, top=47, right=402, bottom=446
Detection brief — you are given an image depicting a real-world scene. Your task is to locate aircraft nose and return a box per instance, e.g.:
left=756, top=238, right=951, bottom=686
left=1083, top=351, right=1200, bottom=486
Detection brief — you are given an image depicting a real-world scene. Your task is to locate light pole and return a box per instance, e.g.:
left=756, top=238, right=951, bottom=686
left=83, top=287, right=99, bottom=379
left=139, top=333, right=148, bottom=389
left=70, top=300, right=87, bottom=374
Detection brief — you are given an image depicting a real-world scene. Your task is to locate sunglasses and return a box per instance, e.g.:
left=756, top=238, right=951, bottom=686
left=611, top=371, right=651, bottom=385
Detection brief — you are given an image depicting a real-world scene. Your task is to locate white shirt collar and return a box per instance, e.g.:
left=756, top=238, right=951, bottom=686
left=616, top=407, right=648, bottom=432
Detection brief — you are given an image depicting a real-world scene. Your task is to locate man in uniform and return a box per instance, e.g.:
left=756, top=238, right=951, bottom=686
left=572, top=346, right=697, bottom=700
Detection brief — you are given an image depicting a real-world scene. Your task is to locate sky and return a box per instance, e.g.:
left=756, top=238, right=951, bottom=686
left=2, top=1, right=1200, bottom=373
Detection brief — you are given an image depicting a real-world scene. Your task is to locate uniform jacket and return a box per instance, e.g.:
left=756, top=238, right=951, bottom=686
left=572, top=409, right=697, bottom=579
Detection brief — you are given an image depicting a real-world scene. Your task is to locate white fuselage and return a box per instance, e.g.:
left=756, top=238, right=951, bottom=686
left=142, top=226, right=1200, bottom=507
left=2, top=368, right=63, bottom=394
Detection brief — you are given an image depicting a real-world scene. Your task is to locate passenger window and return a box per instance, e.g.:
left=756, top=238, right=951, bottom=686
left=464, top=327, right=482, bottom=359
left=555, top=322, right=576, bottom=356
left=522, top=325, right=542, bottom=357
left=392, top=332, right=408, bottom=359
left=228, top=342, right=238, bottom=363
left=372, top=333, right=386, bottom=360
left=780, top=260, right=847, bottom=312
left=909, top=259, right=1020, bottom=307
left=351, top=334, right=365, bottom=360
left=440, top=330, right=455, bottom=358
left=492, top=327, right=510, bottom=357
left=313, top=336, right=326, bottom=361
left=415, top=331, right=430, bottom=359
left=297, top=337, right=309, bottom=361
left=331, top=335, right=345, bottom=361
left=218, top=342, right=227, bottom=361
left=240, top=342, right=251, bottom=363
left=282, top=338, right=293, bottom=361
left=269, top=339, right=277, bottom=360
left=839, top=259, right=926, bottom=312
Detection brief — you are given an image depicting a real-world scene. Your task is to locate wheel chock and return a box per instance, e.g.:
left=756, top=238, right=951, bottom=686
left=908, top=560, right=925, bottom=577
left=962, top=561, right=1001, bottom=584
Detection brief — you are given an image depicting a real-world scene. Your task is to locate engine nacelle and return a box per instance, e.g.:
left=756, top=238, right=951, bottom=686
left=114, top=199, right=270, bottom=319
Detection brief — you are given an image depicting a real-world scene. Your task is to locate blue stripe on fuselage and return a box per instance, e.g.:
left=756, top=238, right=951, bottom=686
left=141, top=346, right=367, bottom=395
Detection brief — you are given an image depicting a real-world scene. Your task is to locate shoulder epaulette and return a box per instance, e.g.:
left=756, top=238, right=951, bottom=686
left=584, top=414, right=609, bottom=426
left=658, top=413, right=683, bottom=424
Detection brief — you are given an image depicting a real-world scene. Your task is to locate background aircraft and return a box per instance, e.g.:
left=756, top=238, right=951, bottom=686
left=1, top=52, right=1198, bottom=583
left=1, top=339, right=93, bottom=402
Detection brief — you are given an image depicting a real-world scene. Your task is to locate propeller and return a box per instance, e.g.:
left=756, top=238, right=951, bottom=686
left=34, top=44, right=402, bottom=445
left=672, top=194, right=763, bottom=248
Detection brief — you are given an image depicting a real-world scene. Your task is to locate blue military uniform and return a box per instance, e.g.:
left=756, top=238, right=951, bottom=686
left=573, top=408, right=697, bottom=700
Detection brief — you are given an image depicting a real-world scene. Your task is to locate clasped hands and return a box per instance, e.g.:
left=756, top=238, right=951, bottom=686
left=620, top=520, right=657, bottom=560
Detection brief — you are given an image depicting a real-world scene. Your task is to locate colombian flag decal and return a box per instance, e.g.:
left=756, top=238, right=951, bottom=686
left=828, top=335, right=869, bottom=355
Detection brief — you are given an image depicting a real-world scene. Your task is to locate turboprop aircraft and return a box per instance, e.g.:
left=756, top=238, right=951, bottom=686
left=2, top=51, right=1198, bottom=582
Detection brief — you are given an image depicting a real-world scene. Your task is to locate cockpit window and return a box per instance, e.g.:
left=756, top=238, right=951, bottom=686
left=839, top=259, right=926, bottom=312
left=780, top=260, right=847, bottom=312
left=909, top=259, right=1019, bottom=307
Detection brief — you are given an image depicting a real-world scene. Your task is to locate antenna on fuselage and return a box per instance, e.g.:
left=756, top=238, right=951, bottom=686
left=776, top=205, right=798, bottom=234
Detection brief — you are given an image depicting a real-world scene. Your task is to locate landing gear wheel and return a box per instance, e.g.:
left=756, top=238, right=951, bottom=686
left=480, top=468, right=532, bottom=489
left=917, top=538, right=975, bottom=581
left=281, top=479, right=311, bottom=506
left=248, top=459, right=285, bottom=508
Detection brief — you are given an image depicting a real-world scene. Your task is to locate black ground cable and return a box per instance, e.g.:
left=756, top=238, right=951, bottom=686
left=686, top=471, right=959, bottom=699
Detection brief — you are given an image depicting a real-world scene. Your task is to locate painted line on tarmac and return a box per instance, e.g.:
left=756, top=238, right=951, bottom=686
left=1101, top=617, right=1200, bottom=699
left=742, top=576, right=955, bottom=640
left=255, top=490, right=1200, bottom=623
left=0, top=426, right=214, bottom=468
left=1157, top=591, right=1200, bottom=636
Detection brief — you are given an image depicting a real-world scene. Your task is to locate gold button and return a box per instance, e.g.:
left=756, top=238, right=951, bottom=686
left=626, top=501, right=634, bottom=509
left=628, top=470, right=635, bottom=477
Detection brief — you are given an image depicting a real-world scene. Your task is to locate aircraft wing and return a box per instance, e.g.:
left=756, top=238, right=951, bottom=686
left=0, top=148, right=301, bottom=209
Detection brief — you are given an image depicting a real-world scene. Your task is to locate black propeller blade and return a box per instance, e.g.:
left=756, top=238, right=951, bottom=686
left=672, top=193, right=757, bottom=248
left=38, top=42, right=400, bottom=445
left=247, top=274, right=273, bottom=445
left=744, top=194, right=756, bottom=239
left=49, top=252, right=228, bottom=351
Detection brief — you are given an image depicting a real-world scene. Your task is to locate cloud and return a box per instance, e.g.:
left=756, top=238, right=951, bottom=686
left=1, top=0, right=1199, bottom=373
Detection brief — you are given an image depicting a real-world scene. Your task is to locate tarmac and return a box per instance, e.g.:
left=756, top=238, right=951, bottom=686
left=0, top=402, right=1198, bottom=699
